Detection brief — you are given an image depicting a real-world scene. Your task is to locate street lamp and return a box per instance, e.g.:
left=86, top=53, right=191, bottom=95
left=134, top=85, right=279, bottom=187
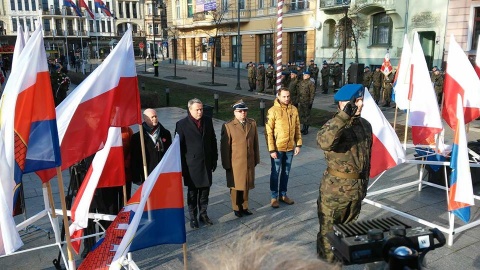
left=153, top=1, right=158, bottom=60
left=235, top=0, right=241, bottom=90
left=342, top=0, right=351, bottom=87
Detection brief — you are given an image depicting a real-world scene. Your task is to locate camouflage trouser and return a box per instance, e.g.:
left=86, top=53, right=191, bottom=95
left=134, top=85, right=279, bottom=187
left=435, top=90, right=443, bottom=105
left=298, top=102, right=312, bottom=125
left=267, top=77, right=275, bottom=89
left=248, top=77, right=256, bottom=90
left=372, top=85, right=382, bottom=103
left=317, top=173, right=367, bottom=263
left=257, top=80, right=265, bottom=92
left=383, top=86, right=392, bottom=103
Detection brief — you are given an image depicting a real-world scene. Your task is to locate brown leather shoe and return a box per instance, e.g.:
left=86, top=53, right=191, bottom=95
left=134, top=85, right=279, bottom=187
left=271, top=199, right=280, bottom=208
left=280, top=196, right=295, bottom=205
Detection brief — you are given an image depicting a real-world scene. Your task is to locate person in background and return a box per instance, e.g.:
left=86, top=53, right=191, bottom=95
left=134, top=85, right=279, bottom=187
left=220, top=100, right=260, bottom=218
left=372, top=66, right=383, bottom=104
left=175, top=98, right=218, bottom=229
left=247, top=62, right=257, bottom=92
left=51, top=63, right=70, bottom=106
left=256, top=63, right=266, bottom=93
left=362, top=66, right=373, bottom=91
left=332, top=62, right=342, bottom=92
left=265, top=88, right=302, bottom=208
left=316, top=84, right=372, bottom=263
left=153, top=58, right=159, bottom=77
left=297, top=71, right=316, bottom=135
left=432, top=67, right=444, bottom=105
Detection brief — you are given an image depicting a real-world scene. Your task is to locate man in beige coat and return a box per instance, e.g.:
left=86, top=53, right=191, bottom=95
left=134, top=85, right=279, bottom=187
left=221, top=100, right=260, bottom=217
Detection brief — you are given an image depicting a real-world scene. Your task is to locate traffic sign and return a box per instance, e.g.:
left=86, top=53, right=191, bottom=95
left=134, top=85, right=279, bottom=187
left=139, top=42, right=144, bottom=49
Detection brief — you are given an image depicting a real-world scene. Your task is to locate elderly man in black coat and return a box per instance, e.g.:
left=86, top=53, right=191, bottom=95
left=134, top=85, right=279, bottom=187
left=175, top=98, right=218, bottom=229
left=130, top=108, right=172, bottom=191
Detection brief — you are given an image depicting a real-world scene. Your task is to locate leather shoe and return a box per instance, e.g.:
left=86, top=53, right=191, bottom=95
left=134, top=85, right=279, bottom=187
left=280, top=196, right=295, bottom=205
left=234, top=210, right=243, bottom=218
left=200, top=215, right=213, bottom=225
left=190, top=218, right=199, bottom=229
left=242, top=209, right=253, bottom=215
left=271, top=198, right=280, bottom=208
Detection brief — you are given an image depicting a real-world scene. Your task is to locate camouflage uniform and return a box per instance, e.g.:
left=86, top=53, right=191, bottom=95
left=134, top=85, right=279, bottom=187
left=321, top=64, right=330, bottom=94
left=309, top=64, right=320, bottom=89
left=288, top=74, right=299, bottom=107
left=372, top=69, right=383, bottom=103
left=432, top=72, right=444, bottom=104
left=332, top=64, right=342, bottom=90
left=382, top=72, right=394, bottom=106
left=297, top=77, right=315, bottom=125
left=281, top=72, right=290, bottom=88
left=316, top=110, right=373, bottom=263
left=256, top=64, right=266, bottom=92
left=266, top=64, right=275, bottom=90
left=363, top=69, right=373, bottom=90
left=247, top=64, right=257, bottom=91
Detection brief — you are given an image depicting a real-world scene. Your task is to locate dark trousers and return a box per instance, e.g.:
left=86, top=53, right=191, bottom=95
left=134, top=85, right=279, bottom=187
left=154, top=66, right=159, bottom=77
left=187, top=187, right=210, bottom=219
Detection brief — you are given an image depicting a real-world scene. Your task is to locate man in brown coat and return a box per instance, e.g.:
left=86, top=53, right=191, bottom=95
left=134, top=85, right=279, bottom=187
left=220, top=100, right=260, bottom=217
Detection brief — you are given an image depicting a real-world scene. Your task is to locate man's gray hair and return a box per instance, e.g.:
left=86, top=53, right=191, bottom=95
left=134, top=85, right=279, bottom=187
left=191, top=230, right=340, bottom=270
left=188, top=98, right=203, bottom=109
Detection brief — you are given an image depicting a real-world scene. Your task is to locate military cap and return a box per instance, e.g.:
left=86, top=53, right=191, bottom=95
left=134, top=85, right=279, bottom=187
left=281, top=71, right=291, bottom=76
left=364, top=66, right=370, bottom=69
left=290, top=70, right=298, bottom=74
left=334, top=62, right=340, bottom=65
left=334, top=84, right=364, bottom=102
left=303, top=71, right=311, bottom=75
left=310, top=59, right=314, bottom=62
left=232, top=99, right=248, bottom=110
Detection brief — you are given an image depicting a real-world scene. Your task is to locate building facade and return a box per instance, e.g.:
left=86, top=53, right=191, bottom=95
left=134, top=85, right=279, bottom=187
left=316, top=0, right=449, bottom=70
left=165, top=0, right=316, bottom=68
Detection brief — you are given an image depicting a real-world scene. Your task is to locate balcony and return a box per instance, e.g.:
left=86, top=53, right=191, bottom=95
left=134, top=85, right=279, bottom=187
left=177, top=9, right=251, bottom=28
left=319, top=0, right=348, bottom=11
left=355, top=0, right=395, bottom=14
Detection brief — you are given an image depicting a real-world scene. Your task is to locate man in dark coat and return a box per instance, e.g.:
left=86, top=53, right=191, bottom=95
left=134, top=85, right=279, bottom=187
left=130, top=108, right=172, bottom=188
left=175, top=98, right=218, bottom=229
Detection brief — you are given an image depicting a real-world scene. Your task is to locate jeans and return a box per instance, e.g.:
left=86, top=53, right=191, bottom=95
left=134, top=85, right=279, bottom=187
left=270, top=150, right=294, bottom=199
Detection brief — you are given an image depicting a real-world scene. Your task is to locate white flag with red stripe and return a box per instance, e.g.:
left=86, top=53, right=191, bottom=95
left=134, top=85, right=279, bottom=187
left=393, top=35, right=412, bottom=110
left=69, top=127, right=125, bottom=254
left=442, top=35, right=480, bottom=129
left=408, top=32, right=443, bottom=145
left=11, top=26, right=26, bottom=72
left=36, top=25, right=141, bottom=182
left=362, top=90, right=405, bottom=177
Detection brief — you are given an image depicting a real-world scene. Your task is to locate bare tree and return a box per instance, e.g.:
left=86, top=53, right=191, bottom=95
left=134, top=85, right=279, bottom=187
left=332, top=9, right=369, bottom=63
left=167, top=26, right=181, bottom=78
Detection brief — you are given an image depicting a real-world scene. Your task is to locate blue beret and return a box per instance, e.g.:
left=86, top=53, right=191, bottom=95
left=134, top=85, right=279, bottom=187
left=281, top=71, right=291, bottom=75
left=303, top=71, right=310, bottom=75
left=334, top=84, right=365, bottom=102
left=290, top=70, right=298, bottom=74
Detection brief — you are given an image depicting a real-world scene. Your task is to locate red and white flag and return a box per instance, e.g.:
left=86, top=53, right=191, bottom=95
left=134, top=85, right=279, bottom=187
left=69, top=127, right=125, bottom=254
left=408, top=32, right=443, bottom=145
left=443, top=35, right=480, bottom=129
left=362, top=90, right=405, bottom=177
left=475, top=36, right=480, bottom=78
left=381, top=51, right=393, bottom=76
left=36, top=25, right=142, bottom=182
left=11, top=26, right=26, bottom=73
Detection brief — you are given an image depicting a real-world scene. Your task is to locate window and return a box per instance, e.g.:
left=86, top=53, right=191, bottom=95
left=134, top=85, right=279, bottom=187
left=25, top=0, right=30, bottom=11
left=222, top=0, right=228, bottom=11
left=239, top=0, right=245, bottom=9
left=323, top=19, right=336, bottom=47
left=259, top=34, right=273, bottom=63
left=472, top=7, right=480, bottom=50
left=10, top=0, right=15, bottom=11
left=176, top=0, right=180, bottom=19
left=43, top=19, right=50, bottom=31
left=12, top=18, right=17, bottom=32
left=372, top=12, right=392, bottom=46
left=290, top=0, right=307, bottom=11
left=31, top=0, right=36, bottom=10
left=188, top=0, right=194, bottom=17
left=232, top=36, right=242, bottom=63
left=289, top=32, right=306, bottom=64
left=271, top=0, right=277, bottom=7
left=259, top=0, right=264, bottom=9
left=17, top=0, right=23, bottom=10
left=42, top=0, right=48, bottom=10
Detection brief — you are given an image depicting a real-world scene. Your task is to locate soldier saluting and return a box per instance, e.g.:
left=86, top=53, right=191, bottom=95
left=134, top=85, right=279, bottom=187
left=315, top=84, right=373, bottom=263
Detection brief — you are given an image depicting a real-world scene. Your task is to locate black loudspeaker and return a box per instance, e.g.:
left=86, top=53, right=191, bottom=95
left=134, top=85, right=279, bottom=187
left=348, top=63, right=364, bottom=84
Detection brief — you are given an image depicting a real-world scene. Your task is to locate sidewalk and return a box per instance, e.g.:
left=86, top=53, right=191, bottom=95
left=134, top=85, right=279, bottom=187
left=1, top=61, right=480, bottom=269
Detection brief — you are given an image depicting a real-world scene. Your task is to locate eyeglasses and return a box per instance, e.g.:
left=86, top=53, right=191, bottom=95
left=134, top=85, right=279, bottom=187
left=235, top=110, right=247, bottom=113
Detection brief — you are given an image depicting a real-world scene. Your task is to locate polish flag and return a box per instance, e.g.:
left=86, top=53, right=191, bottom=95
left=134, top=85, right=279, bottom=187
left=69, top=127, right=125, bottom=254
left=36, top=25, right=141, bottom=182
left=448, top=94, right=474, bottom=223
left=362, top=90, right=405, bottom=177
left=392, top=35, right=412, bottom=110
left=79, top=135, right=186, bottom=270
left=79, top=0, right=95, bottom=20
left=11, top=26, right=26, bottom=72
left=408, top=32, right=443, bottom=145
left=442, top=35, right=480, bottom=129
left=380, top=51, right=393, bottom=76
left=0, top=26, right=61, bottom=255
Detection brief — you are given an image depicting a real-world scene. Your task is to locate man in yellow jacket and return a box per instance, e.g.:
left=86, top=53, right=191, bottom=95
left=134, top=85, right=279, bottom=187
left=265, top=88, right=302, bottom=208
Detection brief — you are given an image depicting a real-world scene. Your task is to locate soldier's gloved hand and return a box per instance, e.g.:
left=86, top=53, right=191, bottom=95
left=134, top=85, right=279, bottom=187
left=342, top=96, right=358, bottom=117
left=212, top=161, right=217, bottom=172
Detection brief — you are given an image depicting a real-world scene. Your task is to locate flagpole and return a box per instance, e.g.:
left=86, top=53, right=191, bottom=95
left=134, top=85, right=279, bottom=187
left=56, top=167, right=76, bottom=270
left=393, top=106, right=398, bottom=130
left=63, top=6, right=71, bottom=71
left=80, top=17, right=85, bottom=74
left=122, top=185, right=127, bottom=206
left=138, top=124, right=152, bottom=221
left=183, top=243, right=188, bottom=270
